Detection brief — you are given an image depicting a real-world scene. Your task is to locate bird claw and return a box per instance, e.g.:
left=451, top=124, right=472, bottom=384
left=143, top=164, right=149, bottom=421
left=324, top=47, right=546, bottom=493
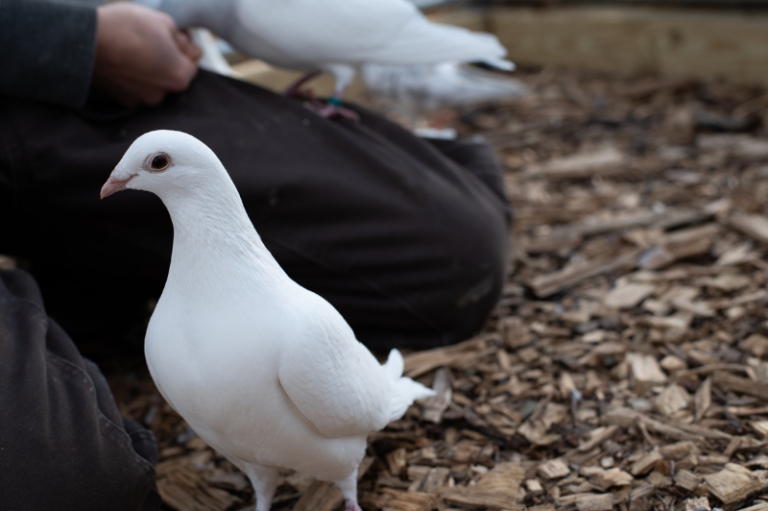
left=307, top=98, right=360, bottom=121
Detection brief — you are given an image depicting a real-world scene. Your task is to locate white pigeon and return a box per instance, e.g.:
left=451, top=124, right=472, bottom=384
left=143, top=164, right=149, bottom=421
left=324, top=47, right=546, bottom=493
left=135, top=0, right=512, bottom=114
left=100, top=130, right=435, bottom=511
left=362, top=61, right=530, bottom=126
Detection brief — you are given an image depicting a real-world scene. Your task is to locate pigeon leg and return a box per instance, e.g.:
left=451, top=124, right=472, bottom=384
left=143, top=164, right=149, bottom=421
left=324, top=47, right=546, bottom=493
left=335, top=470, right=362, bottom=511
left=283, top=71, right=321, bottom=98
left=311, top=65, right=359, bottom=120
left=314, top=96, right=360, bottom=121
left=244, top=464, right=280, bottom=511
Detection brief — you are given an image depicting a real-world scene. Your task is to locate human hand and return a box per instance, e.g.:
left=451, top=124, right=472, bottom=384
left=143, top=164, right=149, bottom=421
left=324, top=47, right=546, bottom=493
left=92, top=3, right=202, bottom=107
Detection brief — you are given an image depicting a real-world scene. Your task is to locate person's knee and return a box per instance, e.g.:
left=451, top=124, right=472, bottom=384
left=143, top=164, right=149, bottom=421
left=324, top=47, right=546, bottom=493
left=440, top=211, right=510, bottom=344
left=0, top=270, right=159, bottom=511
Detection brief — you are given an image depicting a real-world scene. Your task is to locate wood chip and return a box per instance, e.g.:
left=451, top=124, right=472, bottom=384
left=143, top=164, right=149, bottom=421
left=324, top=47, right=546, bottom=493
left=750, top=420, right=768, bottom=439
left=628, top=353, right=667, bottom=393
left=654, top=384, right=691, bottom=417
left=630, top=451, right=664, bottom=476
left=675, top=470, right=703, bottom=492
left=403, top=337, right=486, bottom=378
left=684, top=496, right=710, bottom=511
left=628, top=485, right=655, bottom=511
left=387, top=448, right=407, bottom=476
left=591, top=468, right=633, bottom=490
left=528, top=249, right=643, bottom=297
left=730, top=213, right=768, bottom=246
left=538, top=459, right=571, bottom=480
left=439, top=462, right=525, bottom=510
left=713, top=372, right=768, bottom=400
left=380, top=489, right=437, bottom=511
left=703, top=463, right=768, bottom=505
left=604, top=283, right=655, bottom=309
left=579, top=425, right=620, bottom=452
left=576, top=493, right=615, bottom=511
left=422, top=369, right=452, bottom=424
left=694, top=377, right=712, bottom=423
left=524, top=147, right=626, bottom=180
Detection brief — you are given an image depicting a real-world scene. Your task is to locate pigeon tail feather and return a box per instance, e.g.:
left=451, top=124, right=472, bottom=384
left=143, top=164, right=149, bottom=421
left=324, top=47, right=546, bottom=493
left=383, top=349, right=404, bottom=379
left=384, top=349, right=435, bottom=422
left=367, top=18, right=507, bottom=65
left=478, top=58, right=516, bottom=72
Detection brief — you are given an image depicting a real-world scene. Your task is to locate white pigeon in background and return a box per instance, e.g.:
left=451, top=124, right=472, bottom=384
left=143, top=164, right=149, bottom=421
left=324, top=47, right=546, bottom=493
left=135, top=0, right=512, bottom=116
left=362, top=61, right=530, bottom=127
left=100, top=130, right=435, bottom=511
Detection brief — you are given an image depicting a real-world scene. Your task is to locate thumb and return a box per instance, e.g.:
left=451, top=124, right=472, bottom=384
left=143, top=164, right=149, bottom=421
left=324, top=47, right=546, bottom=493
left=174, top=29, right=203, bottom=61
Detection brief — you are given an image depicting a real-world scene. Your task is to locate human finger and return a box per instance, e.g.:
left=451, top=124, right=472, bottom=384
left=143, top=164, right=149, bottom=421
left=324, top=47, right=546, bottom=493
left=175, top=30, right=203, bottom=62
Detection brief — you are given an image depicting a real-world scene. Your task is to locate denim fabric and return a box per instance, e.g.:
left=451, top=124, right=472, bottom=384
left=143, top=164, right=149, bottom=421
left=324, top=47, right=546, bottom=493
left=0, top=269, right=160, bottom=511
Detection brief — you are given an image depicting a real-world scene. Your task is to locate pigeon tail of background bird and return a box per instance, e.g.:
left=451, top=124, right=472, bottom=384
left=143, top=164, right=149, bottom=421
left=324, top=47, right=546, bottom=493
left=479, top=57, right=515, bottom=72
left=190, top=28, right=240, bottom=77
left=384, top=349, right=435, bottom=422
left=367, top=17, right=508, bottom=65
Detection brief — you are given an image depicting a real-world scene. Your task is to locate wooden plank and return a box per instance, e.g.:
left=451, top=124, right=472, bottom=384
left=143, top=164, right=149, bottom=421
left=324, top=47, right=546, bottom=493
left=491, top=7, right=656, bottom=76
left=490, top=6, right=768, bottom=86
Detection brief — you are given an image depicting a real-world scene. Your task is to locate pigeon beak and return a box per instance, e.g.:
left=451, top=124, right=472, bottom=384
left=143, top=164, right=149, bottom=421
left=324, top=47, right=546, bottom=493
left=100, top=167, right=135, bottom=199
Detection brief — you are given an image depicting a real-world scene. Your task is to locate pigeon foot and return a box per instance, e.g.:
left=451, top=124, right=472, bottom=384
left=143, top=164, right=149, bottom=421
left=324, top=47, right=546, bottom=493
left=336, top=470, right=361, bottom=511
left=309, top=98, right=359, bottom=121
left=345, top=498, right=363, bottom=511
left=244, top=464, right=280, bottom=511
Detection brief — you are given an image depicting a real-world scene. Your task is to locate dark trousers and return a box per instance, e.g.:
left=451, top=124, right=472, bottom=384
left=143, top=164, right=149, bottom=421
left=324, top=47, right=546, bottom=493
left=0, top=269, right=160, bottom=511
left=0, top=70, right=511, bottom=350
left=0, top=72, right=510, bottom=509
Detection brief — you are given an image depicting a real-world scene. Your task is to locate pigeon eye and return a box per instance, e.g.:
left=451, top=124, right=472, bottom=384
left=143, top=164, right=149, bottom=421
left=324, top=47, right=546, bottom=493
left=148, top=153, right=171, bottom=172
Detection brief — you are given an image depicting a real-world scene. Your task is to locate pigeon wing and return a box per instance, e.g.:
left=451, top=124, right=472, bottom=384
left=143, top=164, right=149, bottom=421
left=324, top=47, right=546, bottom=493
left=236, top=0, right=419, bottom=63
left=277, top=298, right=392, bottom=439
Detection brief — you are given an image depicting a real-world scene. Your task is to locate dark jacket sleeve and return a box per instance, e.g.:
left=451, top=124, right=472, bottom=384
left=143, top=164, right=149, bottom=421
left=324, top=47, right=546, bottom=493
left=0, top=0, right=97, bottom=108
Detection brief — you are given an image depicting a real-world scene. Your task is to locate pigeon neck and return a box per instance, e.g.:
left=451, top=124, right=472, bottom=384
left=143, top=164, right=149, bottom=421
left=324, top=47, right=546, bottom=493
left=160, top=0, right=235, bottom=35
left=160, top=177, right=286, bottom=287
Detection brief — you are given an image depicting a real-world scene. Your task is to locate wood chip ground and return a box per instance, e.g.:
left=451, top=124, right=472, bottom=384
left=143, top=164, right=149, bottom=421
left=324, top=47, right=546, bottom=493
left=109, top=67, right=768, bottom=511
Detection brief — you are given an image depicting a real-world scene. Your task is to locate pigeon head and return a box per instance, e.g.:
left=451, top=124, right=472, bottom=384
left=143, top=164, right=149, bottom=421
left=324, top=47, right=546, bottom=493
left=101, top=130, right=225, bottom=200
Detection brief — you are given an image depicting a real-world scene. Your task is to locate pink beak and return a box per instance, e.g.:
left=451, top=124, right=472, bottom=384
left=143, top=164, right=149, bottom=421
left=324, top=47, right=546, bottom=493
left=100, top=169, right=135, bottom=199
